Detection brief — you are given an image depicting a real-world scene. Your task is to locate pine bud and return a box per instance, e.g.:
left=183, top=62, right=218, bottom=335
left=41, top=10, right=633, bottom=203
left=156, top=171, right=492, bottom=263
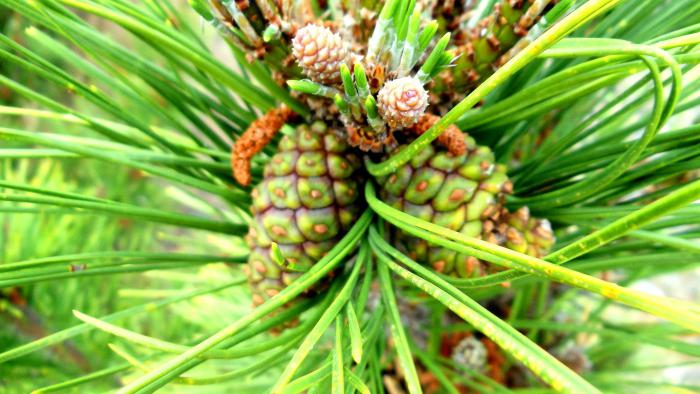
left=292, top=24, right=348, bottom=85
left=377, top=76, right=428, bottom=129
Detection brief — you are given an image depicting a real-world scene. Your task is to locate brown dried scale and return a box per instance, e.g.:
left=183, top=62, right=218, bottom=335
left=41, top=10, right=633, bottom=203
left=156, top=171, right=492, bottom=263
left=407, top=113, right=467, bottom=156
left=231, top=106, right=295, bottom=186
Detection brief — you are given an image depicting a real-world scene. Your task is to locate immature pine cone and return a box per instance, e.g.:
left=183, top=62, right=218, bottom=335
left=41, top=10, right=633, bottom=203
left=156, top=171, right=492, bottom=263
left=377, top=132, right=556, bottom=278
left=377, top=136, right=512, bottom=278
left=246, top=121, right=364, bottom=308
left=378, top=77, right=429, bottom=129
left=292, top=24, right=348, bottom=85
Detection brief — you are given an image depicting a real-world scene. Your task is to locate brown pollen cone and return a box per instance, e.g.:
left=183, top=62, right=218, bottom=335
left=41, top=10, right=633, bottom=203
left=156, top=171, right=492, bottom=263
left=231, top=106, right=295, bottom=185
left=407, top=113, right=467, bottom=156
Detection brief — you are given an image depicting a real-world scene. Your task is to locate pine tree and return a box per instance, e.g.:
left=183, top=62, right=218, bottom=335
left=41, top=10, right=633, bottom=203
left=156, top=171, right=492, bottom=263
left=1, top=1, right=700, bottom=393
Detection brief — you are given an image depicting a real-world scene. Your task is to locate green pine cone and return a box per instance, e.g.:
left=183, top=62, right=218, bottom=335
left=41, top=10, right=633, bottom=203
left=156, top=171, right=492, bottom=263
left=245, top=121, right=364, bottom=307
left=377, top=137, right=554, bottom=277
left=377, top=136, right=511, bottom=277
